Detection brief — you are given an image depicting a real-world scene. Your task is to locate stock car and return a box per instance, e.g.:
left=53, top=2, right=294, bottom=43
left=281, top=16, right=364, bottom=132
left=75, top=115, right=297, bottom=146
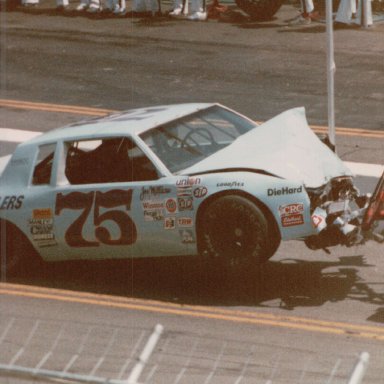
left=0, top=103, right=383, bottom=275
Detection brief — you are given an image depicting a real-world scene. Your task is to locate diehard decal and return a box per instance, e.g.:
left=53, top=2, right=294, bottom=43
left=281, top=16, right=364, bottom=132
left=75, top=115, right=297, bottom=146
left=268, top=186, right=303, bottom=196
left=279, top=203, right=304, bottom=227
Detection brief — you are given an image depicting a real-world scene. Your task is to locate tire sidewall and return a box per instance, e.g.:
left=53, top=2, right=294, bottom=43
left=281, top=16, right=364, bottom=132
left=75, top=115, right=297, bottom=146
left=200, top=195, right=270, bottom=271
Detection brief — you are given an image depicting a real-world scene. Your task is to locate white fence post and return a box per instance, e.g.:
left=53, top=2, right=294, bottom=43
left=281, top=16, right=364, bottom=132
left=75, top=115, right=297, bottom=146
left=347, top=352, right=370, bottom=384
left=326, top=0, right=336, bottom=151
left=126, top=324, right=164, bottom=384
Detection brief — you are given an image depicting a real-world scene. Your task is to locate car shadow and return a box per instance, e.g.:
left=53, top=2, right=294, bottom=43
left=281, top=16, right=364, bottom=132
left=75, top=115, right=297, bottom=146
left=7, top=252, right=384, bottom=322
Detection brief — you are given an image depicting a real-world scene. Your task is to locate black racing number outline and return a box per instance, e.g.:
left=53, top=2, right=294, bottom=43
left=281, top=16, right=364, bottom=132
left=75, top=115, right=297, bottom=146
left=55, top=189, right=137, bottom=247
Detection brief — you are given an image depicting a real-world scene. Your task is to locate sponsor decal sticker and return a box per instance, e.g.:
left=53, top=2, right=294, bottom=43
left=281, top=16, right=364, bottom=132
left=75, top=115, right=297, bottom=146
left=142, top=201, right=164, bottom=210
left=164, top=217, right=176, bottom=230
left=268, top=186, right=303, bottom=196
left=177, top=186, right=192, bottom=197
left=176, top=177, right=201, bottom=187
left=29, top=208, right=56, bottom=246
left=177, top=217, right=193, bottom=227
left=179, top=229, right=195, bottom=244
left=178, top=196, right=193, bottom=211
left=216, top=181, right=244, bottom=188
left=140, top=186, right=171, bottom=201
left=0, top=195, right=24, bottom=210
left=142, top=200, right=164, bottom=221
left=279, top=203, right=304, bottom=227
left=165, top=198, right=177, bottom=214
left=312, top=215, right=323, bottom=228
left=193, top=186, right=208, bottom=198
left=144, top=210, right=163, bottom=221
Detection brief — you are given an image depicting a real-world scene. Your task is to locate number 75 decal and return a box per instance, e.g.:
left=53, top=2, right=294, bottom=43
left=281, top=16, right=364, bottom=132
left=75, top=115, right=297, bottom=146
left=55, top=189, right=137, bottom=248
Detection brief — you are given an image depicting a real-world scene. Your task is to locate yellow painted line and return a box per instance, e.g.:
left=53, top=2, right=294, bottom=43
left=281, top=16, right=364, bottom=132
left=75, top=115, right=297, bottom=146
left=1, top=283, right=384, bottom=342
left=1, top=99, right=383, bottom=139
left=0, top=99, right=114, bottom=116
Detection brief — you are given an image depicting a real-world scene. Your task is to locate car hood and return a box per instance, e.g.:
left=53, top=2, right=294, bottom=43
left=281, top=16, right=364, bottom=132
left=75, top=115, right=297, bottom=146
left=180, top=107, right=353, bottom=188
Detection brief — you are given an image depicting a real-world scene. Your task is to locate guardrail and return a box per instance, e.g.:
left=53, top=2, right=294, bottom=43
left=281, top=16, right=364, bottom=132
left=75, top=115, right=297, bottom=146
left=0, top=318, right=375, bottom=383
left=0, top=322, right=163, bottom=384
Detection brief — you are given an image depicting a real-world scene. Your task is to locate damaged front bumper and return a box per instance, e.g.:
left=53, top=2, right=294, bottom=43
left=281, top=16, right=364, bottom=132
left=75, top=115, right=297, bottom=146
left=304, top=172, right=384, bottom=252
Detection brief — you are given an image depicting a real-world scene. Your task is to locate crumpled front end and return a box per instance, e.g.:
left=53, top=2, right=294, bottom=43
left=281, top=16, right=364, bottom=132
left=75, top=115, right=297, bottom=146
left=181, top=107, right=353, bottom=188
left=304, top=176, right=369, bottom=251
left=182, top=107, right=383, bottom=250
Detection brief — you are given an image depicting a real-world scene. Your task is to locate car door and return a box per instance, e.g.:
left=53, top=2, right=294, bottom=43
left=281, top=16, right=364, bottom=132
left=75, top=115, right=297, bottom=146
left=51, top=136, right=191, bottom=262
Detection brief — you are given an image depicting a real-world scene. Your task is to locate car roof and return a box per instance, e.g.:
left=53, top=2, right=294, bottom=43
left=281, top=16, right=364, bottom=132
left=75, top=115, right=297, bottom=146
left=25, top=103, right=216, bottom=145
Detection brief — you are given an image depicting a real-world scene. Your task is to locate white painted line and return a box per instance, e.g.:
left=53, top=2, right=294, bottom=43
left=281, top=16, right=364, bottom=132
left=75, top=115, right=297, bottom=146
left=0, top=128, right=42, bottom=142
left=344, top=161, right=384, bottom=178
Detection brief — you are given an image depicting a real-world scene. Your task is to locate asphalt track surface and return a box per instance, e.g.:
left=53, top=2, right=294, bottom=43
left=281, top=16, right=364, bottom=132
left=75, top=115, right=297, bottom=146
left=0, top=3, right=384, bottom=383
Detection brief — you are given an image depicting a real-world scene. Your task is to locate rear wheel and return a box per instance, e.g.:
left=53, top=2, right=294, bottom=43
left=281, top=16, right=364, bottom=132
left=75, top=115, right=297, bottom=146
left=0, top=220, right=41, bottom=277
left=199, top=195, right=278, bottom=274
left=235, top=0, right=284, bottom=21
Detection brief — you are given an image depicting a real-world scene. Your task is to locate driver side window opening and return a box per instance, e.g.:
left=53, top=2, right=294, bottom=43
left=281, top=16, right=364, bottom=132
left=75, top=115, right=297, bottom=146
left=64, top=137, right=159, bottom=185
left=32, top=143, right=57, bottom=186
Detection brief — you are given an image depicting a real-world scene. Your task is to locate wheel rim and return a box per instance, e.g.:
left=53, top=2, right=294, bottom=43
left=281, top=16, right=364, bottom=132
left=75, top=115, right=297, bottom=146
left=206, top=204, right=265, bottom=267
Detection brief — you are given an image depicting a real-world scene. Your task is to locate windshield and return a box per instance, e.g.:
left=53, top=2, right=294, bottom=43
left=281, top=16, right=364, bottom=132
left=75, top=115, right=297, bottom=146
left=140, top=105, right=256, bottom=173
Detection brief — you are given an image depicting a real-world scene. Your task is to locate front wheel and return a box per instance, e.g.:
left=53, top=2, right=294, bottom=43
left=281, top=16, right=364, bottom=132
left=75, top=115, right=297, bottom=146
left=199, top=195, right=277, bottom=273
left=235, top=0, right=284, bottom=21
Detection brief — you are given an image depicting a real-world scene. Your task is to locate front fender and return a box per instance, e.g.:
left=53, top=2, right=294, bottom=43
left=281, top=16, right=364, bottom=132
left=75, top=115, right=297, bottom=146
left=194, top=172, right=315, bottom=241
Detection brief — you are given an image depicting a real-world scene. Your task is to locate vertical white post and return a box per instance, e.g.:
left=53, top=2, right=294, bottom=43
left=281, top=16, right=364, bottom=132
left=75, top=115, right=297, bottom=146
left=326, top=0, right=336, bottom=151
left=361, top=0, right=372, bottom=27
left=348, top=352, right=370, bottom=384
left=126, top=324, right=163, bottom=384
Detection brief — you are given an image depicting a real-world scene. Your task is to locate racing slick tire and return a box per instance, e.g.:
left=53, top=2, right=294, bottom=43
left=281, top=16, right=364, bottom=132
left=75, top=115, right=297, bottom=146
left=235, top=0, right=284, bottom=21
left=199, top=195, right=279, bottom=274
left=0, top=220, right=41, bottom=277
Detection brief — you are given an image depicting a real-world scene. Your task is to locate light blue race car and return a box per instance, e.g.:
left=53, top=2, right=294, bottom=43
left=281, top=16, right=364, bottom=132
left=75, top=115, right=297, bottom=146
left=0, top=103, right=382, bottom=275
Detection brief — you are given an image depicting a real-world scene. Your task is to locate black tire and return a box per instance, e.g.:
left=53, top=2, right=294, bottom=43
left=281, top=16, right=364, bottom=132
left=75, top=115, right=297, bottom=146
left=235, top=0, right=284, bottom=21
left=0, top=220, right=41, bottom=277
left=199, top=195, right=278, bottom=272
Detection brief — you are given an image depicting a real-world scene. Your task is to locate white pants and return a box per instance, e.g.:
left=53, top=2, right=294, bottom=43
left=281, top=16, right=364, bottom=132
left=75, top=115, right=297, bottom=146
left=302, top=0, right=314, bottom=13
left=133, top=0, right=159, bottom=12
left=336, top=0, right=372, bottom=25
left=172, top=0, right=204, bottom=13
